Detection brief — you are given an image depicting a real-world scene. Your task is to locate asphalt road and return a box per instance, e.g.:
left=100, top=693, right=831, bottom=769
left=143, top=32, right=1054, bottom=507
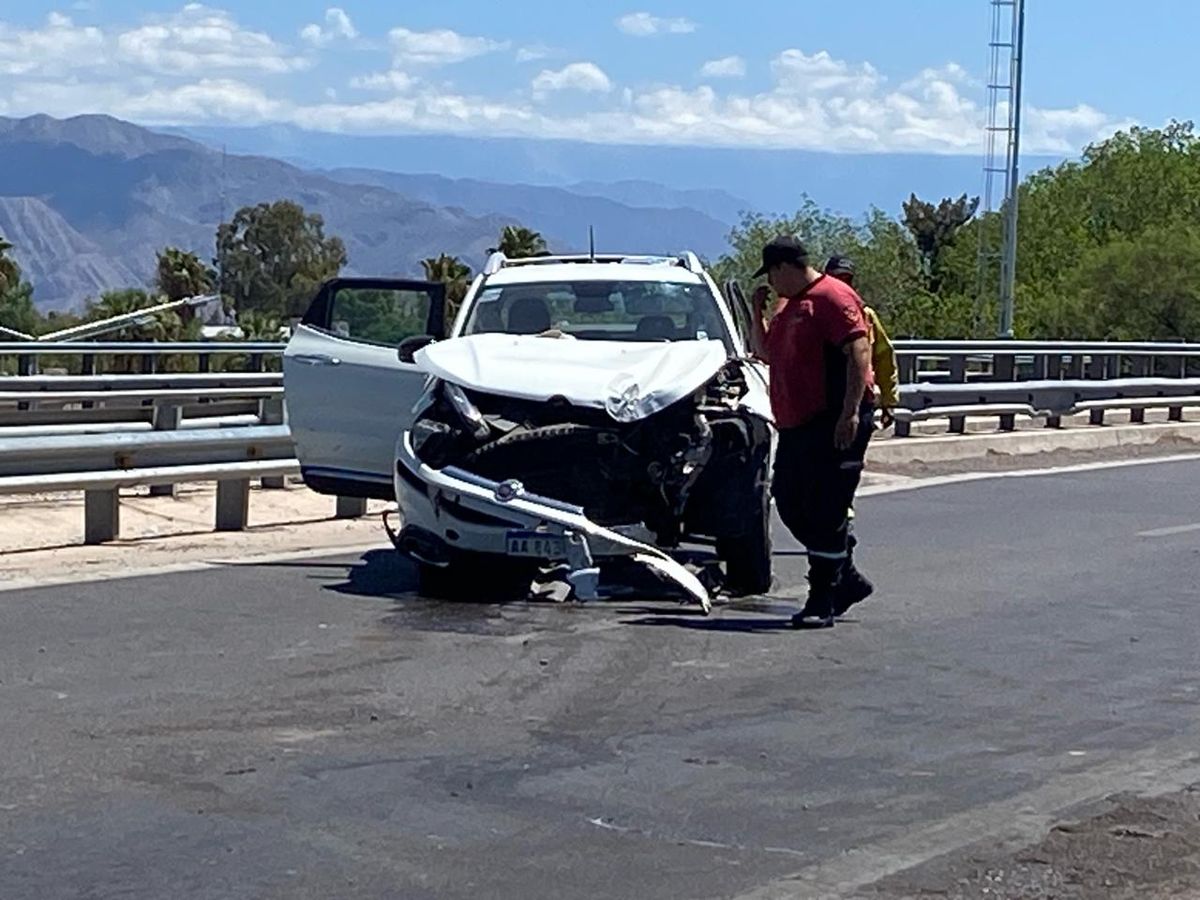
left=1, top=459, right=1199, bottom=899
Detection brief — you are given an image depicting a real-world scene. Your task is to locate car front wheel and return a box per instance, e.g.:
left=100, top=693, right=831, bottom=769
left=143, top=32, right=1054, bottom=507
left=716, top=459, right=773, bottom=597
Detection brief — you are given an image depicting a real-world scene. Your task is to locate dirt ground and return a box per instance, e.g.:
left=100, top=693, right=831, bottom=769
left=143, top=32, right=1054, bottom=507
left=863, top=786, right=1200, bottom=899
left=0, top=480, right=391, bottom=589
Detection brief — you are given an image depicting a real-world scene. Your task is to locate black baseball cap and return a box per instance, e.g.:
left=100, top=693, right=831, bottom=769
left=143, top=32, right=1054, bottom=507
left=753, top=235, right=809, bottom=278
left=825, top=255, right=855, bottom=277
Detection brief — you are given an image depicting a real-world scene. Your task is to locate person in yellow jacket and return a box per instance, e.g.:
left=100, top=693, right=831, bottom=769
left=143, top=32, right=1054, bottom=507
left=821, top=255, right=900, bottom=616
left=824, top=256, right=899, bottom=427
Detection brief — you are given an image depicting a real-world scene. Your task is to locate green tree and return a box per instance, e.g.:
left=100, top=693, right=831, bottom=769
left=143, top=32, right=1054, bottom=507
left=491, top=225, right=547, bottom=259
left=421, top=253, right=472, bottom=326
left=0, top=239, right=40, bottom=338
left=901, top=194, right=979, bottom=294
left=0, top=281, right=40, bottom=337
left=710, top=200, right=861, bottom=291
left=0, top=235, right=20, bottom=297
left=156, top=247, right=216, bottom=302
left=216, top=200, right=347, bottom=319
left=236, top=310, right=284, bottom=341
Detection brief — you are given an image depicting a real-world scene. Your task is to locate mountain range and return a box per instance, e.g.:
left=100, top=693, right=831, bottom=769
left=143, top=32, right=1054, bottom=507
left=0, top=115, right=745, bottom=311
left=1, top=114, right=1066, bottom=312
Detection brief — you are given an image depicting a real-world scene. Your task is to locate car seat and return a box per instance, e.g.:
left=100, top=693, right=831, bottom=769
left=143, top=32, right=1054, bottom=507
left=635, top=315, right=677, bottom=341
left=507, top=296, right=552, bottom=334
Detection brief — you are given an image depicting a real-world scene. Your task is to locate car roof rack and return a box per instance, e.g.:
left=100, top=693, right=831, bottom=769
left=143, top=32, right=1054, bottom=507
left=482, top=251, right=704, bottom=276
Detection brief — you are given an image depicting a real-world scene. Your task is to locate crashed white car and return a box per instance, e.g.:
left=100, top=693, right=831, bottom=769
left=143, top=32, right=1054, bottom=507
left=284, top=253, right=773, bottom=612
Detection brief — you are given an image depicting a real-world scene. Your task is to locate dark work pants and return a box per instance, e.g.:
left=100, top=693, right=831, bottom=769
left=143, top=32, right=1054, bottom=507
left=772, top=403, right=875, bottom=597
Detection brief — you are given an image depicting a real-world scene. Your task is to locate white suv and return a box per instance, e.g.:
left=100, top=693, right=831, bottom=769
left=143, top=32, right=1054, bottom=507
left=284, top=252, right=773, bottom=612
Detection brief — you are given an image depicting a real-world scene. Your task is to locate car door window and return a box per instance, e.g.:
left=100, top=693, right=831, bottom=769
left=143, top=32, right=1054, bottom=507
left=302, top=278, right=446, bottom=346
left=724, top=279, right=754, bottom=352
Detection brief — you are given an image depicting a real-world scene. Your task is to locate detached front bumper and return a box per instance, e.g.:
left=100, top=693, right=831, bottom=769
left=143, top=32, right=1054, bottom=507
left=394, top=432, right=711, bottom=613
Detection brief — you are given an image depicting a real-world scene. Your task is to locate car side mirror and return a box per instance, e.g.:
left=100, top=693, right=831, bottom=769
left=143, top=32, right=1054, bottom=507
left=398, top=334, right=436, bottom=364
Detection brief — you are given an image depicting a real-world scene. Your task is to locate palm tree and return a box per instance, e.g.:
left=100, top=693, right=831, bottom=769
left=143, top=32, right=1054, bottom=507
left=421, top=254, right=473, bottom=326
left=489, top=225, right=547, bottom=260
left=155, top=247, right=216, bottom=303
left=421, top=254, right=472, bottom=303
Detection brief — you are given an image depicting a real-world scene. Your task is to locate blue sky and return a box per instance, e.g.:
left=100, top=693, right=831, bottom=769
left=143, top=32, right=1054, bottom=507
left=0, top=1, right=1192, bottom=155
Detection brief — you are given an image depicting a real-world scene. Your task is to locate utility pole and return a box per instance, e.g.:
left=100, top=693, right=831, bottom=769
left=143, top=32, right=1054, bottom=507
left=978, top=0, right=1027, bottom=338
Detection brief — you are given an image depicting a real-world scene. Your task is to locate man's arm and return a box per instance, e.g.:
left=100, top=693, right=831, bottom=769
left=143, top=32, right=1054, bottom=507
left=835, top=335, right=872, bottom=450
left=866, top=308, right=900, bottom=415
left=747, top=285, right=772, bottom=360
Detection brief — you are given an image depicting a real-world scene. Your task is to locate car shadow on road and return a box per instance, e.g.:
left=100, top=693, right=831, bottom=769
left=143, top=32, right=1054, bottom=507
left=622, top=614, right=797, bottom=633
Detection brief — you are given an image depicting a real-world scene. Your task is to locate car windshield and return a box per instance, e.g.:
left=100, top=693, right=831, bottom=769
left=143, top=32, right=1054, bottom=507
left=460, top=279, right=731, bottom=350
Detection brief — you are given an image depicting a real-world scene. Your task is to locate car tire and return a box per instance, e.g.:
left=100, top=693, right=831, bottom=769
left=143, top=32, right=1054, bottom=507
left=717, top=459, right=773, bottom=597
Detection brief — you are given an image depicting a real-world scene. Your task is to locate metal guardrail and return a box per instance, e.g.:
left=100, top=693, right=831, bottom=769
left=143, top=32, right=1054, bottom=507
left=0, top=366, right=363, bottom=545
left=0, top=341, right=286, bottom=376
left=0, top=339, right=1198, bottom=546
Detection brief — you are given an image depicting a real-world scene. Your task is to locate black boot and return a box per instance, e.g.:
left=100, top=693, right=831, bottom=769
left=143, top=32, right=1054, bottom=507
left=833, top=565, right=875, bottom=617
left=792, top=559, right=838, bottom=630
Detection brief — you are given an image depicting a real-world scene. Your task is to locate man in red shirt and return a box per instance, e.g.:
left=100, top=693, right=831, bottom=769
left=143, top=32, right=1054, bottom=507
left=748, top=236, right=876, bottom=629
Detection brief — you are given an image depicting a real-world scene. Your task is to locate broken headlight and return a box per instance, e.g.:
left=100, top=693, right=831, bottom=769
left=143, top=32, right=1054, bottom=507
left=443, top=382, right=490, bottom=440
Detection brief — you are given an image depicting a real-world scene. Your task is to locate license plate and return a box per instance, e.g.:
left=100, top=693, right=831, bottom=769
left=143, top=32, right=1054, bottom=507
left=506, top=531, right=565, bottom=559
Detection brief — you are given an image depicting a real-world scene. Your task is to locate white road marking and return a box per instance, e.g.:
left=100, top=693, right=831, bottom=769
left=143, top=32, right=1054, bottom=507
left=858, top=452, right=1200, bottom=498
left=1138, top=522, right=1200, bottom=538
left=734, top=737, right=1200, bottom=900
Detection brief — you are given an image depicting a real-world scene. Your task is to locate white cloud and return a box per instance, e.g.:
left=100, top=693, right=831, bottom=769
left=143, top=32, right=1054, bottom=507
left=300, top=8, right=358, bottom=47
left=351, top=70, right=417, bottom=93
left=516, top=44, right=556, bottom=63
left=388, top=27, right=507, bottom=67
left=0, top=13, right=106, bottom=76
left=532, top=62, right=612, bottom=97
left=616, top=12, right=697, bottom=37
left=700, top=56, right=745, bottom=79
left=0, top=12, right=1131, bottom=158
left=117, top=4, right=307, bottom=75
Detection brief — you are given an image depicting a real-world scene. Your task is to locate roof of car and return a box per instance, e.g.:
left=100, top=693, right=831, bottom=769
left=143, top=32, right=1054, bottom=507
left=484, top=261, right=705, bottom=287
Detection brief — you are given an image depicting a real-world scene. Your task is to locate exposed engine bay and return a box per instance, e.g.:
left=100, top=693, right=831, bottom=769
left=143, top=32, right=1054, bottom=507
left=410, top=359, right=771, bottom=549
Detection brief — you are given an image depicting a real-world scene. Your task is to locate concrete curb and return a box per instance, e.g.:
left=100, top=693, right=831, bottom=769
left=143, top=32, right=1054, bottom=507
left=867, top=421, right=1200, bottom=466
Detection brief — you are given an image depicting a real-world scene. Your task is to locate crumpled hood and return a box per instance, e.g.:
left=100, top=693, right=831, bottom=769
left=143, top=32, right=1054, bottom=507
left=415, top=333, right=729, bottom=422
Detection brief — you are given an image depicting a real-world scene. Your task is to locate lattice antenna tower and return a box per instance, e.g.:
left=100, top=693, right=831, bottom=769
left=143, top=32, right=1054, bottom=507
left=976, top=0, right=1026, bottom=337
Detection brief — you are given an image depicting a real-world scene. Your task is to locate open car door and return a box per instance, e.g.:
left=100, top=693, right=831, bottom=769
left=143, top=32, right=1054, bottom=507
left=723, top=279, right=757, bottom=357
left=284, top=277, right=446, bottom=500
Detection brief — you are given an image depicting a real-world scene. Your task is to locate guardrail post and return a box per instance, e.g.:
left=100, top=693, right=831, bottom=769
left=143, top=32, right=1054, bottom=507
left=148, top=405, right=183, bottom=497
left=258, top=397, right=288, bottom=489
left=999, top=413, right=1017, bottom=431
left=1085, top=356, right=1105, bottom=380
left=898, top=355, right=917, bottom=384
left=16, top=354, right=37, bottom=411
left=1089, top=409, right=1106, bottom=426
left=84, top=490, right=120, bottom=544
left=140, top=355, right=158, bottom=375
left=894, top=419, right=912, bottom=438
left=948, top=414, right=967, bottom=434
left=1169, top=405, right=1184, bottom=422
left=1066, top=355, right=1084, bottom=379
left=1130, top=407, right=1146, bottom=424
left=1046, top=354, right=1063, bottom=380
left=993, top=354, right=1015, bottom=382
left=1131, top=356, right=1151, bottom=377
left=336, top=496, right=368, bottom=519
left=950, top=355, right=967, bottom=384
left=1045, top=415, right=1062, bottom=429
left=215, top=479, right=250, bottom=531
